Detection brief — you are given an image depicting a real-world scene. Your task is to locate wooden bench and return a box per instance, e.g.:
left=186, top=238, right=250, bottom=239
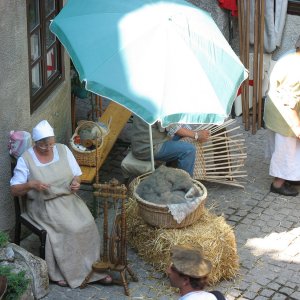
left=79, top=101, right=132, bottom=184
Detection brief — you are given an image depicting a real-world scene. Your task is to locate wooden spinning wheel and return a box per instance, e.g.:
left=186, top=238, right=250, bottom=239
left=109, top=214, right=126, bottom=265
left=80, top=178, right=138, bottom=296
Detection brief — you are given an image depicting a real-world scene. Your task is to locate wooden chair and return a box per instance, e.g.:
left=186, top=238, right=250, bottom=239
left=11, top=157, right=47, bottom=259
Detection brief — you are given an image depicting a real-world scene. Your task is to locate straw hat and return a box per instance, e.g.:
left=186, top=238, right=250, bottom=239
left=171, top=244, right=212, bottom=278
left=32, top=120, right=55, bottom=142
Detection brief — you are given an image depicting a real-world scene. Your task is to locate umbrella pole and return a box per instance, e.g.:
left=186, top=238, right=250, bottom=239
left=148, top=124, right=155, bottom=172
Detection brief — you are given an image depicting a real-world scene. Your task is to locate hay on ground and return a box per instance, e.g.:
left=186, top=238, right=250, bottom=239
left=126, top=198, right=239, bottom=285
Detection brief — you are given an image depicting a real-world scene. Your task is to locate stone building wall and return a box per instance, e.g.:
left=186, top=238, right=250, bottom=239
left=0, top=0, right=71, bottom=234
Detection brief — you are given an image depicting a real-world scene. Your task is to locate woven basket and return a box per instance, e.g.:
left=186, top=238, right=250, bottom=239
left=131, top=171, right=207, bottom=229
left=180, top=135, right=247, bottom=188
left=70, top=120, right=109, bottom=166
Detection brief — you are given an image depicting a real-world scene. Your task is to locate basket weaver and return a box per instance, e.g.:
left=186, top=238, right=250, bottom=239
left=130, top=169, right=207, bottom=229
left=180, top=119, right=247, bottom=188
left=70, top=120, right=110, bottom=166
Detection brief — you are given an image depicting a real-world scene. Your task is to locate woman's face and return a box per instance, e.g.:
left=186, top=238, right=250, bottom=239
left=35, top=137, right=56, bottom=154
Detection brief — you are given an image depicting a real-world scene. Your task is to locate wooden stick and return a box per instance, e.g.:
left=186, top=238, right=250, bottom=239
left=238, top=0, right=244, bottom=64
left=257, top=0, right=265, bottom=129
left=209, top=127, right=242, bottom=138
left=202, top=143, right=246, bottom=154
left=206, top=135, right=245, bottom=148
left=202, top=141, right=246, bottom=149
left=210, top=124, right=240, bottom=133
left=252, top=0, right=260, bottom=134
left=206, top=135, right=245, bottom=143
left=205, top=164, right=246, bottom=171
left=203, top=148, right=246, bottom=156
left=205, top=174, right=248, bottom=178
left=204, top=148, right=247, bottom=155
left=205, top=159, right=246, bottom=167
left=204, top=161, right=246, bottom=168
left=95, top=137, right=99, bottom=184
left=203, top=141, right=246, bottom=149
left=205, top=159, right=246, bottom=166
left=238, top=0, right=246, bottom=122
left=204, top=157, right=246, bottom=165
left=210, top=132, right=245, bottom=140
left=195, top=120, right=237, bottom=133
left=203, top=144, right=246, bottom=153
left=208, top=120, right=237, bottom=132
left=202, top=152, right=247, bottom=158
left=210, top=126, right=241, bottom=136
left=244, top=0, right=250, bottom=130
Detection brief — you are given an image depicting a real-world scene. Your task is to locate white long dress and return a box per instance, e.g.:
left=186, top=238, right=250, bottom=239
left=264, top=51, right=300, bottom=181
left=268, top=131, right=300, bottom=181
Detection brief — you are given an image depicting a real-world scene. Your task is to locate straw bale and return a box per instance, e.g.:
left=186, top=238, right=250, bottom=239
left=126, top=198, right=239, bottom=285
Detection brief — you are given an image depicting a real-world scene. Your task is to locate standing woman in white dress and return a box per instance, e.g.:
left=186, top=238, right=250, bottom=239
left=264, top=36, right=300, bottom=196
left=10, top=120, right=112, bottom=288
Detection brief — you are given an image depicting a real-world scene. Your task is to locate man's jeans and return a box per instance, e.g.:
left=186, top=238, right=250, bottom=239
left=154, top=140, right=196, bottom=177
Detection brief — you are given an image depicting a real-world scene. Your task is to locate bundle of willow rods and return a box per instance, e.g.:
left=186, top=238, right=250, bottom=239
left=238, top=0, right=265, bottom=133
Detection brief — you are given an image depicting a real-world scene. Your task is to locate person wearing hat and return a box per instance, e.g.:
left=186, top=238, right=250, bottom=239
left=166, top=245, right=225, bottom=299
left=264, top=35, right=300, bottom=196
left=10, top=120, right=112, bottom=288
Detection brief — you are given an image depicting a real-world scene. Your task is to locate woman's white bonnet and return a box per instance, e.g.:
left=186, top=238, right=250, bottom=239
left=32, top=120, right=55, bottom=142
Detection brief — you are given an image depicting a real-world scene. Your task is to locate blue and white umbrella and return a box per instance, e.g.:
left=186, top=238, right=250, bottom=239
left=50, top=0, right=248, bottom=169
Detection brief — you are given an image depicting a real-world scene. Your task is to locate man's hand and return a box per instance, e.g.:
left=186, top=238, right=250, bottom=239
left=197, top=130, right=210, bottom=142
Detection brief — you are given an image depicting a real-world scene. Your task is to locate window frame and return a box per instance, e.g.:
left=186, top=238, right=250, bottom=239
left=288, top=0, right=300, bottom=15
left=26, top=0, right=65, bottom=113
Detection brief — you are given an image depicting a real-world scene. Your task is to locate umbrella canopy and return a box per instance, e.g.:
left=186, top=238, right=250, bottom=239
left=50, top=0, right=248, bottom=127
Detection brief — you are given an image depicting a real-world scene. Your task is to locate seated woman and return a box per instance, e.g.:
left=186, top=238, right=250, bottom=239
left=10, top=120, right=111, bottom=288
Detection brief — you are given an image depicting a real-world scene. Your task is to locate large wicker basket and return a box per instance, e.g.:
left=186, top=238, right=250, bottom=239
left=131, top=171, right=207, bottom=229
left=70, top=120, right=109, bottom=167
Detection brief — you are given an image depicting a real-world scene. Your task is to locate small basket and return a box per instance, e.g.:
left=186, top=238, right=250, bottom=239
left=131, top=171, right=207, bottom=229
left=70, top=120, right=110, bottom=167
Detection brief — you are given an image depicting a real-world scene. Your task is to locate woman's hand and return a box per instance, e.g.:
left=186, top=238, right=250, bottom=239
left=11, top=181, right=49, bottom=197
left=70, top=177, right=80, bottom=192
left=29, top=180, right=50, bottom=192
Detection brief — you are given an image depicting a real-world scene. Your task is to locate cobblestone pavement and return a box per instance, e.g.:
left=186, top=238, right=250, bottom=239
left=21, top=114, right=300, bottom=300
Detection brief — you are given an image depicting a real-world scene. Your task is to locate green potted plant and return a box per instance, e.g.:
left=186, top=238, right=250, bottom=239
left=0, top=231, right=30, bottom=300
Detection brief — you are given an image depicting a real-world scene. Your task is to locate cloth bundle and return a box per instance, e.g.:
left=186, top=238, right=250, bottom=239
left=8, top=131, right=32, bottom=158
